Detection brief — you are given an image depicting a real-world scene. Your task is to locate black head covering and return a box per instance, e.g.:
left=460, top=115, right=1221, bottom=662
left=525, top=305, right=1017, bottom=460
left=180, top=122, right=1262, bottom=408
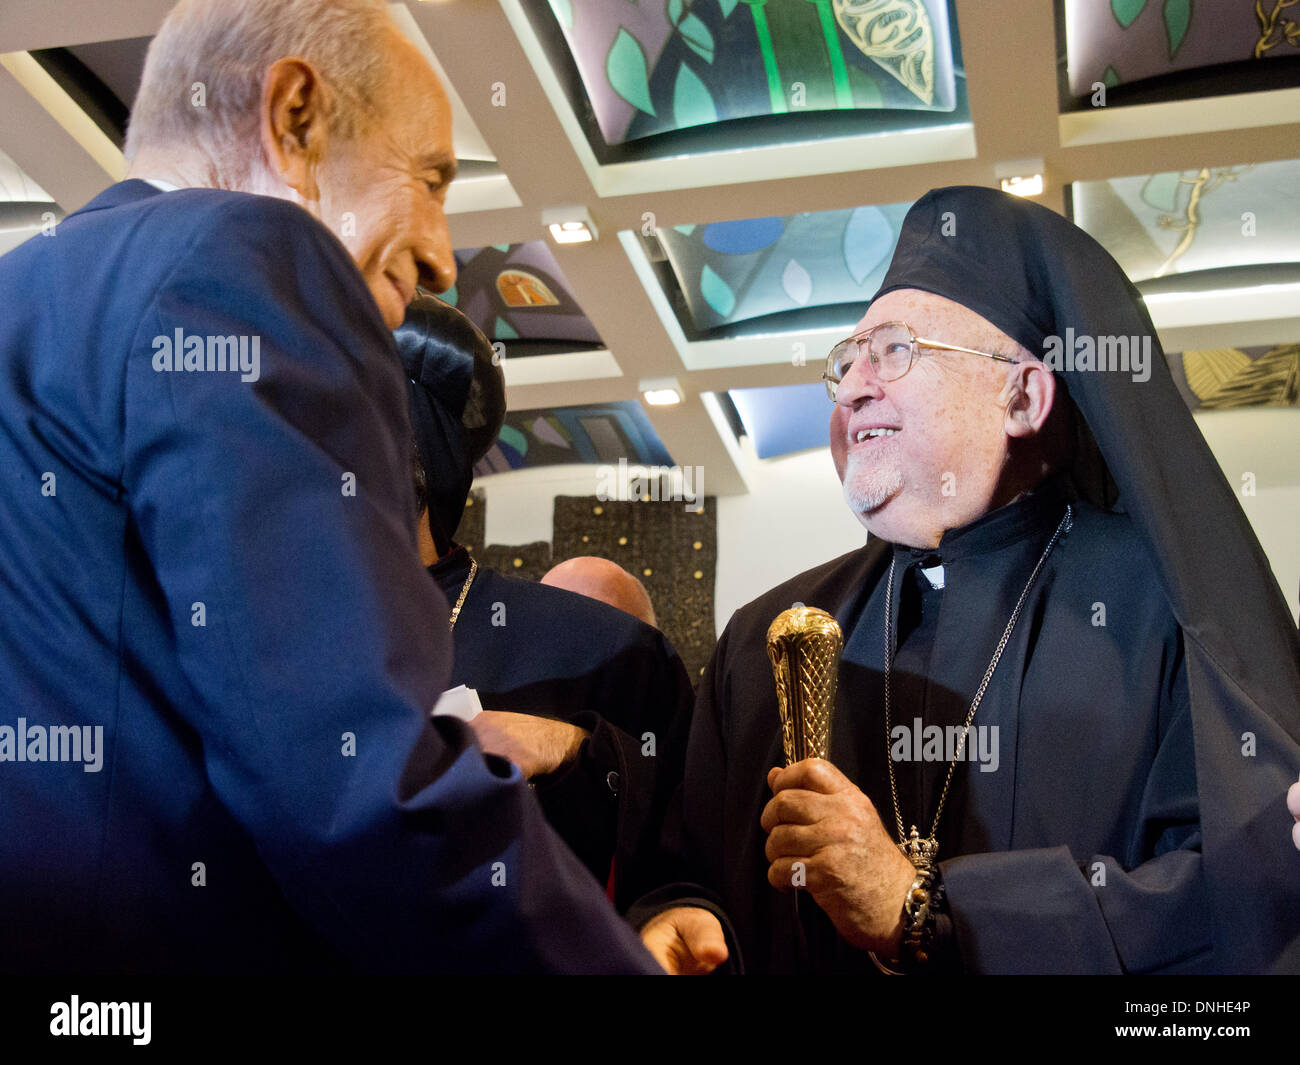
left=874, top=186, right=1300, bottom=972
left=394, top=295, right=505, bottom=556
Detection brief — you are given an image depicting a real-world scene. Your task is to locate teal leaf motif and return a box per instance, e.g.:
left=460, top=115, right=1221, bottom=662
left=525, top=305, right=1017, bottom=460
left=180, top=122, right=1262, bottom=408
left=492, top=243, right=511, bottom=253
left=549, top=0, right=573, bottom=32
left=498, top=424, right=528, bottom=457
left=718, top=0, right=740, bottom=16
left=1103, top=65, right=1120, bottom=88
left=1141, top=171, right=1182, bottom=212
left=673, top=63, right=717, bottom=128
left=1111, top=0, right=1146, bottom=28
left=1163, top=0, right=1191, bottom=57
left=673, top=224, right=697, bottom=235
left=781, top=258, right=812, bottom=306
left=699, top=264, right=736, bottom=317
left=607, top=28, right=656, bottom=116
left=440, top=283, right=458, bottom=307
left=678, top=13, right=715, bottom=62
left=843, top=206, right=893, bottom=286
left=494, top=317, right=520, bottom=340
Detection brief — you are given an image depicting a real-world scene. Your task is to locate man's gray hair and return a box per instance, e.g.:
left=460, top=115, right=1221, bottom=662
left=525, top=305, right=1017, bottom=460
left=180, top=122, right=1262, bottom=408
left=126, top=0, right=395, bottom=181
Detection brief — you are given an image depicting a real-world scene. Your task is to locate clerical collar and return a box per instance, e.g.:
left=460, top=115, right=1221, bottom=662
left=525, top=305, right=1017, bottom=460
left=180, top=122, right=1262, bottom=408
left=891, top=480, right=1070, bottom=573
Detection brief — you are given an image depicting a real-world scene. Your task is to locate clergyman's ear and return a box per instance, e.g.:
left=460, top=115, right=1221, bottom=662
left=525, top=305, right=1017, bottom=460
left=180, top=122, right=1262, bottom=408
left=259, top=57, right=328, bottom=201
left=1001, top=360, right=1056, bottom=440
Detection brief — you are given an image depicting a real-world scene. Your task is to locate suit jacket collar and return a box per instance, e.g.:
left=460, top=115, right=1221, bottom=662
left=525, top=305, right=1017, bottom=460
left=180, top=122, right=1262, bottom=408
left=74, top=179, right=165, bottom=217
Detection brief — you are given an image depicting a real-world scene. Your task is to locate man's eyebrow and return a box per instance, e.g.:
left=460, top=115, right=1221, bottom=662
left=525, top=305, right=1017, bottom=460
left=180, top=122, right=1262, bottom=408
left=419, top=153, right=458, bottom=184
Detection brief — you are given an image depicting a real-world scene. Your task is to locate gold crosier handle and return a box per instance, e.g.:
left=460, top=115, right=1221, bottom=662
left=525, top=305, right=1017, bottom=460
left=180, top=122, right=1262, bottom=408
left=766, top=606, right=842, bottom=766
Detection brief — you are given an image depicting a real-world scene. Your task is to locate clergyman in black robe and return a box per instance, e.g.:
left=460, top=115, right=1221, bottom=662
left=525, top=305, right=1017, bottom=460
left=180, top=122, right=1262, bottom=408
left=632, top=186, right=1300, bottom=975
left=395, top=297, right=695, bottom=910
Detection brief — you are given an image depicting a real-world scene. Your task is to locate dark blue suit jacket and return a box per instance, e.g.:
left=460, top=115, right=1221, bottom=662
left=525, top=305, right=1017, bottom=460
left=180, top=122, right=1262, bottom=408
left=0, top=180, right=656, bottom=973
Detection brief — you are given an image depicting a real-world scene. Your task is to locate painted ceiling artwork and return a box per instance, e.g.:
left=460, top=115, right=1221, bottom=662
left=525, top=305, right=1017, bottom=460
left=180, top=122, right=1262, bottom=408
left=438, top=241, right=603, bottom=346
left=474, top=400, right=675, bottom=475
left=544, top=0, right=959, bottom=145
left=656, top=201, right=910, bottom=332
left=1168, top=343, right=1300, bottom=410
left=1063, top=0, right=1300, bottom=102
left=729, top=382, right=830, bottom=457
left=1071, top=158, right=1300, bottom=281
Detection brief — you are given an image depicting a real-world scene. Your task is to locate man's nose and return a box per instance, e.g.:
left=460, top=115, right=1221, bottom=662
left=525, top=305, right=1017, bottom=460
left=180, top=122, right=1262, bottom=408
left=835, top=352, right=885, bottom=409
left=416, top=209, right=457, bottom=294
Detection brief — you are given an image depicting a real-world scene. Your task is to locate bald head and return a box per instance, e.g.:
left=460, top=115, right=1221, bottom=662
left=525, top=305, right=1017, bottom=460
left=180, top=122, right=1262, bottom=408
left=541, top=557, right=657, bottom=628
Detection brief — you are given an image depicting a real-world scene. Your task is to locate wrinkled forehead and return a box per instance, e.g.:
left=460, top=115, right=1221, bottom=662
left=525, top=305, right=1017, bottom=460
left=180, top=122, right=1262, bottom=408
left=854, top=288, right=1028, bottom=357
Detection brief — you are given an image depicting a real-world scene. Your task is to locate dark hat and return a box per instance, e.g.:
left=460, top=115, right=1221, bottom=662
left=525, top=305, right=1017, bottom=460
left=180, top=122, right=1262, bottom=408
left=393, top=294, right=505, bottom=555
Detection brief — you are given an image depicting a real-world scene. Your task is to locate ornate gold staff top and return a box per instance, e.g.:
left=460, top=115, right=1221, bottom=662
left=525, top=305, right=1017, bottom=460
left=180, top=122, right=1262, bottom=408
left=766, top=606, right=842, bottom=766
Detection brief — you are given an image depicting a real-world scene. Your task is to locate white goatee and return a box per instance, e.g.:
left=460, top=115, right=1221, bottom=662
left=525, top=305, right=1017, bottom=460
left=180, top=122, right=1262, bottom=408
left=841, top=452, right=903, bottom=514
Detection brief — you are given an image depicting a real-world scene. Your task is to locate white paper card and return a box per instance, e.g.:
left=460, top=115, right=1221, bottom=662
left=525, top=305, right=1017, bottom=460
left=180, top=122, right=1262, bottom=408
left=431, top=684, right=483, bottom=722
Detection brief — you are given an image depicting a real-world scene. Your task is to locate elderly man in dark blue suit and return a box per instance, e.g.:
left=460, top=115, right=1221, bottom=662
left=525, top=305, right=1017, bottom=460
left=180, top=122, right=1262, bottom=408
left=0, top=0, right=655, bottom=974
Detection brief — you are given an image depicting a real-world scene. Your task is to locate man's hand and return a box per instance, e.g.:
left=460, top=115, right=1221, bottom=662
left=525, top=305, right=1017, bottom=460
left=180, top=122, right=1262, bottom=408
left=639, top=907, right=729, bottom=975
left=469, top=710, right=589, bottom=779
left=761, top=758, right=916, bottom=956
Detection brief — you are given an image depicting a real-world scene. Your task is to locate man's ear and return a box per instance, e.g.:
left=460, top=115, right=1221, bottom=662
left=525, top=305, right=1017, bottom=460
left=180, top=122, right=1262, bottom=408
left=259, top=57, right=328, bottom=202
left=1000, top=360, right=1055, bottom=439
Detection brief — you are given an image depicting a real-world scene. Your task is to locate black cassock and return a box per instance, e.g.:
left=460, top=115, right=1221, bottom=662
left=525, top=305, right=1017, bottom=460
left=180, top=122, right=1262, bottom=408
left=431, top=549, right=694, bottom=911
left=665, top=487, right=1208, bottom=973
left=635, top=187, right=1300, bottom=974
left=396, top=296, right=695, bottom=912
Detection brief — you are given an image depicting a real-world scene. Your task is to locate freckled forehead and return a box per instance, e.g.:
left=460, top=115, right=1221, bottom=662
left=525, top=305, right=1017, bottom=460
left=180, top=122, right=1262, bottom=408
left=854, top=289, right=1021, bottom=356
left=855, top=289, right=972, bottom=334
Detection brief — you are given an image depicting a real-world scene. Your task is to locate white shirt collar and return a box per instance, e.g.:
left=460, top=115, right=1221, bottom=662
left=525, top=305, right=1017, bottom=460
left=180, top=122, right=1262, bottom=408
left=142, top=179, right=180, bottom=193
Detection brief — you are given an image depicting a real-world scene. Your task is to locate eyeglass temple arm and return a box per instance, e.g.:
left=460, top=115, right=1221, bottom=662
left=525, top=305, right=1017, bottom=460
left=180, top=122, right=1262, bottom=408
left=915, top=337, right=1019, bottom=363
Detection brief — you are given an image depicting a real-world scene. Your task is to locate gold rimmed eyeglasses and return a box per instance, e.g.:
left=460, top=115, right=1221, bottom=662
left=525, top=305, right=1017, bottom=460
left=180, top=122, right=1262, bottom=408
left=822, top=321, right=1017, bottom=401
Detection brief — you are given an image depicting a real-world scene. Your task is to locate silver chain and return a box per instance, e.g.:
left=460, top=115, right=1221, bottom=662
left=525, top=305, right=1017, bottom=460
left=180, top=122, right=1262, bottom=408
left=883, top=505, right=1073, bottom=850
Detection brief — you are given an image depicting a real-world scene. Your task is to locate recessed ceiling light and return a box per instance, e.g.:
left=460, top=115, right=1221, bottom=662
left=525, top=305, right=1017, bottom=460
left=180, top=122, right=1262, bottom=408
left=640, top=376, right=683, bottom=406
left=548, top=220, right=594, bottom=244
left=1000, top=174, right=1044, bottom=198
left=542, top=205, right=598, bottom=245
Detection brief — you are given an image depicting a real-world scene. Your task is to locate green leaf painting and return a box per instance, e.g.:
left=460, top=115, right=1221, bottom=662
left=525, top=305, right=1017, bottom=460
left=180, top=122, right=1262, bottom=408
left=498, top=424, right=529, bottom=456
left=1141, top=171, right=1182, bottom=212
left=678, top=13, right=716, bottom=63
left=1163, top=0, right=1192, bottom=58
left=700, top=263, right=736, bottom=317
left=607, top=28, right=656, bottom=116
left=1111, top=0, right=1147, bottom=28
left=673, top=63, right=718, bottom=127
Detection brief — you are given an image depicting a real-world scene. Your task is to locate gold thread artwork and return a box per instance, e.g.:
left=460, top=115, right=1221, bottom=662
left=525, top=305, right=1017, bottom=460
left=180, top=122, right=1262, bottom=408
left=1183, top=344, right=1300, bottom=409
left=1152, top=166, right=1251, bottom=278
left=1255, top=0, right=1300, bottom=58
left=832, top=0, right=936, bottom=105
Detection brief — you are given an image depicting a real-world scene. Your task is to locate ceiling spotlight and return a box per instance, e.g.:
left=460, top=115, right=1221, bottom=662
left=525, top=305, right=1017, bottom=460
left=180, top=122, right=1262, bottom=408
left=543, top=205, right=598, bottom=245
left=1000, top=174, right=1044, bottom=198
left=640, top=377, right=683, bottom=406
left=549, top=220, right=593, bottom=243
